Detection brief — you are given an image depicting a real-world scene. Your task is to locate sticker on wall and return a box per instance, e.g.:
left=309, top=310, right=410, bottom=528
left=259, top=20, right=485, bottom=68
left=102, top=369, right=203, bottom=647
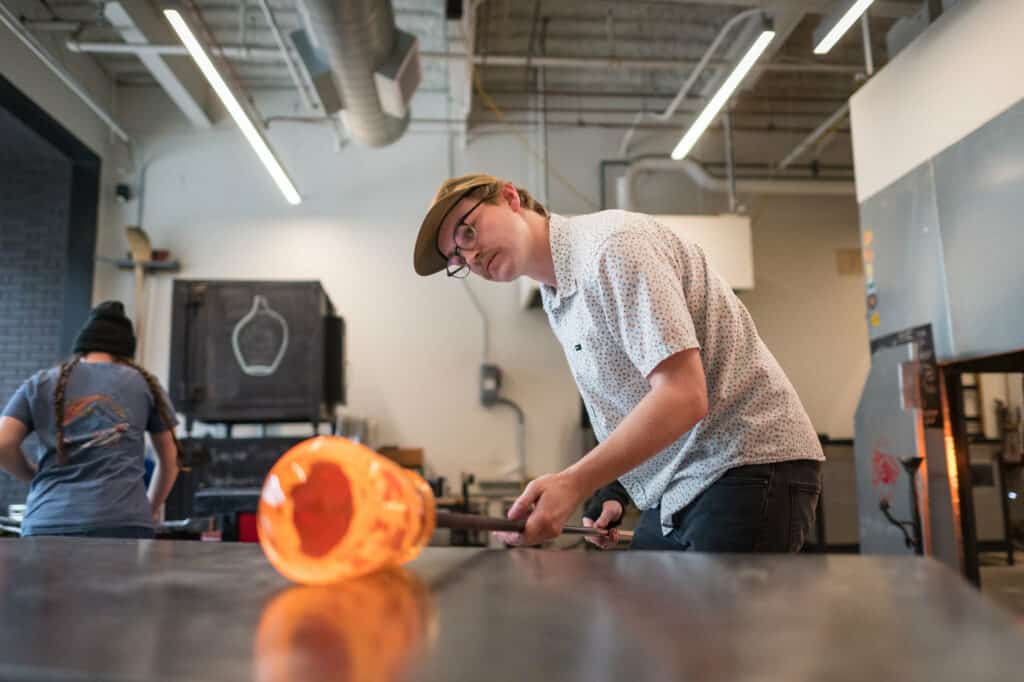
left=871, top=442, right=901, bottom=506
left=870, top=312, right=880, bottom=328
left=232, top=295, right=290, bottom=377
left=862, top=230, right=876, bottom=295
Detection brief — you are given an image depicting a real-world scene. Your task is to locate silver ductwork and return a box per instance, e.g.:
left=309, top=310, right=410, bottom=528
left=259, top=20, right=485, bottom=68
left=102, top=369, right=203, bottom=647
left=617, top=157, right=855, bottom=210
left=299, top=0, right=414, bottom=147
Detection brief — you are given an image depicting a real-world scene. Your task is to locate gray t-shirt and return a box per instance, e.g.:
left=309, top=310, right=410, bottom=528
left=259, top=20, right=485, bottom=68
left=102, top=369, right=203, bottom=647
left=2, top=361, right=177, bottom=535
left=541, top=211, right=824, bottom=533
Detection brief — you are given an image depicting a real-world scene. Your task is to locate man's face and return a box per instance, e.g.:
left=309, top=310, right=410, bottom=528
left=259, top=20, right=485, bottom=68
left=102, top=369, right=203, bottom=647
left=436, top=184, right=528, bottom=282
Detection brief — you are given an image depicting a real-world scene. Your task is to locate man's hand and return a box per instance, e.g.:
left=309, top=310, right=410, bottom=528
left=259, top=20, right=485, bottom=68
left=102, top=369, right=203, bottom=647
left=497, top=471, right=589, bottom=547
left=582, top=500, right=624, bottom=550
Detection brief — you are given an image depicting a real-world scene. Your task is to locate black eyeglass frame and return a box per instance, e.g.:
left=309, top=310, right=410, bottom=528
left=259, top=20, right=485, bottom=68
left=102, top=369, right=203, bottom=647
left=435, top=189, right=492, bottom=278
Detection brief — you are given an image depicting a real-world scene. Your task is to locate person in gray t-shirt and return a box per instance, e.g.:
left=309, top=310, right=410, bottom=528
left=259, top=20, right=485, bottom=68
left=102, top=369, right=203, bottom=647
left=413, top=174, right=823, bottom=552
left=0, top=301, right=180, bottom=538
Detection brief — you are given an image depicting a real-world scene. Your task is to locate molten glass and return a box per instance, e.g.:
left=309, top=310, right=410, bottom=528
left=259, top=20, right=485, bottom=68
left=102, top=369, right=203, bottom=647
left=258, top=436, right=436, bottom=584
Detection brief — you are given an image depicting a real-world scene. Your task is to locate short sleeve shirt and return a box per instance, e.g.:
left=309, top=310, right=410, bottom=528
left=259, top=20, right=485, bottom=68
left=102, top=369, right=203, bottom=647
left=2, top=361, right=178, bottom=535
left=540, top=211, right=824, bottom=533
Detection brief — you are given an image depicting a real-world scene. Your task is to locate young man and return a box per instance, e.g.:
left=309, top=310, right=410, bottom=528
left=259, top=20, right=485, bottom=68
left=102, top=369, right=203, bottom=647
left=413, top=174, right=823, bottom=551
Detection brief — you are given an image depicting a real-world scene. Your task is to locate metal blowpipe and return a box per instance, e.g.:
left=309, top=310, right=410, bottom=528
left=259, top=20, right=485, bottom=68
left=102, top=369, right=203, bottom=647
left=435, top=511, right=634, bottom=542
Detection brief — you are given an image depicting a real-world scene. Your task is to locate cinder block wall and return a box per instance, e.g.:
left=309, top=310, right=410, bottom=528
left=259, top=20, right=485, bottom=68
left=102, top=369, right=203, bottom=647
left=0, top=159, right=71, bottom=509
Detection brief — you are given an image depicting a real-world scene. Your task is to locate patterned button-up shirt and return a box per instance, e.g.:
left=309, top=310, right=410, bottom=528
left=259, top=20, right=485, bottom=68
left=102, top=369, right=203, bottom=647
left=541, top=210, right=824, bottom=533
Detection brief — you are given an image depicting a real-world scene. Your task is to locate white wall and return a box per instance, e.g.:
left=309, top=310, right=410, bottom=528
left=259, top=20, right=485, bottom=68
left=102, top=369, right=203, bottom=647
left=94, top=81, right=869, bottom=492
left=850, top=0, right=1024, bottom=202
left=2, top=0, right=874, bottom=470
left=99, top=87, right=582, bottom=483
left=739, top=195, right=869, bottom=439
left=0, top=6, right=871, bottom=478
left=608, top=164, right=868, bottom=439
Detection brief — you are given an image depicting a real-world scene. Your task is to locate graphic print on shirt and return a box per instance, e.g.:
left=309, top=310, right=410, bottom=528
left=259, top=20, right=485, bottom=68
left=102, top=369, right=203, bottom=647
left=62, top=394, right=131, bottom=454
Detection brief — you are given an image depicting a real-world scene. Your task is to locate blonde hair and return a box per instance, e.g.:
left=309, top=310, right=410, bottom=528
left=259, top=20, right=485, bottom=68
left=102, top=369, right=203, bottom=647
left=433, top=174, right=549, bottom=218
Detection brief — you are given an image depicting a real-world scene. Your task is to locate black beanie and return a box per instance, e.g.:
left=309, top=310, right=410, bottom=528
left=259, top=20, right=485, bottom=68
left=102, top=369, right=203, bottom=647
left=72, top=301, right=136, bottom=358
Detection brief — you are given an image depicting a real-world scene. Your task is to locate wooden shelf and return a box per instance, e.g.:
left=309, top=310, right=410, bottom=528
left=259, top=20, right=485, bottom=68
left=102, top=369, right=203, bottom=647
left=96, top=256, right=180, bottom=273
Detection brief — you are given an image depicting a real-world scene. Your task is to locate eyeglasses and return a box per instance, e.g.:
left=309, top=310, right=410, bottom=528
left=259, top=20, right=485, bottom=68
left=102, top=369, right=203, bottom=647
left=440, top=193, right=489, bottom=278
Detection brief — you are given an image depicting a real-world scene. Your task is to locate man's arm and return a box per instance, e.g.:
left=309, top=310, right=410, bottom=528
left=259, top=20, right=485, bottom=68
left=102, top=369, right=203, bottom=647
left=567, top=347, right=707, bottom=492
left=510, top=348, right=708, bottom=544
left=0, top=416, right=36, bottom=483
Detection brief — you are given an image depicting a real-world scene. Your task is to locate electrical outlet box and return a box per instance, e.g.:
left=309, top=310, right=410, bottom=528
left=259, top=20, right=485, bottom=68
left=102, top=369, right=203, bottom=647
left=480, top=364, right=502, bottom=406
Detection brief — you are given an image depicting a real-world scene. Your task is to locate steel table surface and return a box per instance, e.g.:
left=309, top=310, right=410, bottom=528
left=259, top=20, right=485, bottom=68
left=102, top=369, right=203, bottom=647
left=0, top=537, right=1021, bottom=681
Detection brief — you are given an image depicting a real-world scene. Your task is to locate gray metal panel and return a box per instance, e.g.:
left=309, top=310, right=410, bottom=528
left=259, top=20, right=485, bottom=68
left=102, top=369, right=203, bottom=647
left=933, top=99, right=1024, bottom=357
left=854, top=344, right=920, bottom=554
left=856, top=162, right=957, bottom=559
left=857, top=163, right=954, bottom=359
left=1, top=538, right=1023, bottom=681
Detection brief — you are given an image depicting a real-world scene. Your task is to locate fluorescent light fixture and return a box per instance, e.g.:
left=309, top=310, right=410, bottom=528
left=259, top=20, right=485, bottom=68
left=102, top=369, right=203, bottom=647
left=164, top=8, right=302, bottom=205
left=671, top=29, right=775, bottom=161
left=814, top=0, right=875, bottom=55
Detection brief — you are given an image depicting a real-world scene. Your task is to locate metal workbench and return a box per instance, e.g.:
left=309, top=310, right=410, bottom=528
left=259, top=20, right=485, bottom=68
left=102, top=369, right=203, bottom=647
left=0, top=537, right=1021, bottom=681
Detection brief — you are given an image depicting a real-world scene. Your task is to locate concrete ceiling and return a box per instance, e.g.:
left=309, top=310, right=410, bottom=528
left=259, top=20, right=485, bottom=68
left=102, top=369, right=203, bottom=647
left=7, top=0, right=923, bottom=165
left=11, top=1, right=450, bottom=91
left=467, top=1, right=904, bottom=132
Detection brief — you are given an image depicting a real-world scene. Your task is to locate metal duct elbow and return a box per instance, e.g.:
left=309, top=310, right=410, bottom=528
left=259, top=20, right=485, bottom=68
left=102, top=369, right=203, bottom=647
left=618, top=157, right=855, bottom=209
left=300, top=0, right=410, bottom=147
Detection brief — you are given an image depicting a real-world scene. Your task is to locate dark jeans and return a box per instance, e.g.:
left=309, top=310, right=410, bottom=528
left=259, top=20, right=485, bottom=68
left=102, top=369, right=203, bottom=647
left=30, top=526, right=155, bottom=540
left=632, top=460, right=822, bottom=553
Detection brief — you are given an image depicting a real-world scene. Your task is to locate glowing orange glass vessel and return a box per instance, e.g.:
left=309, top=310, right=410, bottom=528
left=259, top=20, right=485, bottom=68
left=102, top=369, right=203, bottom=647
left=258, top=436, right=436, bottom=584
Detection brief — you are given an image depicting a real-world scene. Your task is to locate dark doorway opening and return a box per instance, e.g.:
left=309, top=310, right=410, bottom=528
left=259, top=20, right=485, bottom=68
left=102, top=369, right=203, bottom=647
left=0, top=75, right=101, bottom=510
left=943, top=351, right=1024, bottom=584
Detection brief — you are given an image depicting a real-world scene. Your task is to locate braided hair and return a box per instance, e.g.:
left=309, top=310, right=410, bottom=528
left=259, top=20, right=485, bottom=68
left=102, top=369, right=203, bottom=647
left=52, top=355, right=181, bottom=466
left=115, top=358, right=183, bottom=468
left=53, top=354, right=83, bottom=465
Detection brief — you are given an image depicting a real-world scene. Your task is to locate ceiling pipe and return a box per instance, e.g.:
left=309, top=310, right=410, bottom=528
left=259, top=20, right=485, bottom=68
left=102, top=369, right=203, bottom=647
left=254, top=0, right=319, bottom=112
left=21, top=20, right=81, bottom=31
left=462, top=0, right=484, bottom=132
left=618, top=8, right=762, bottom=158
left=777, top=102, right=850, bottom=170
left=0, top=2, right=131, bottom=143
left=298, top=0, right=410, bottom=147
left=860, top=11, right=875, bottom=75
left=618, top=156, right=854, bottom=210
left=64, top=40, right=865, bottom=74
left=266, top=114, right=853, bottom=137
left=66, top=39, right=283, bottom=60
